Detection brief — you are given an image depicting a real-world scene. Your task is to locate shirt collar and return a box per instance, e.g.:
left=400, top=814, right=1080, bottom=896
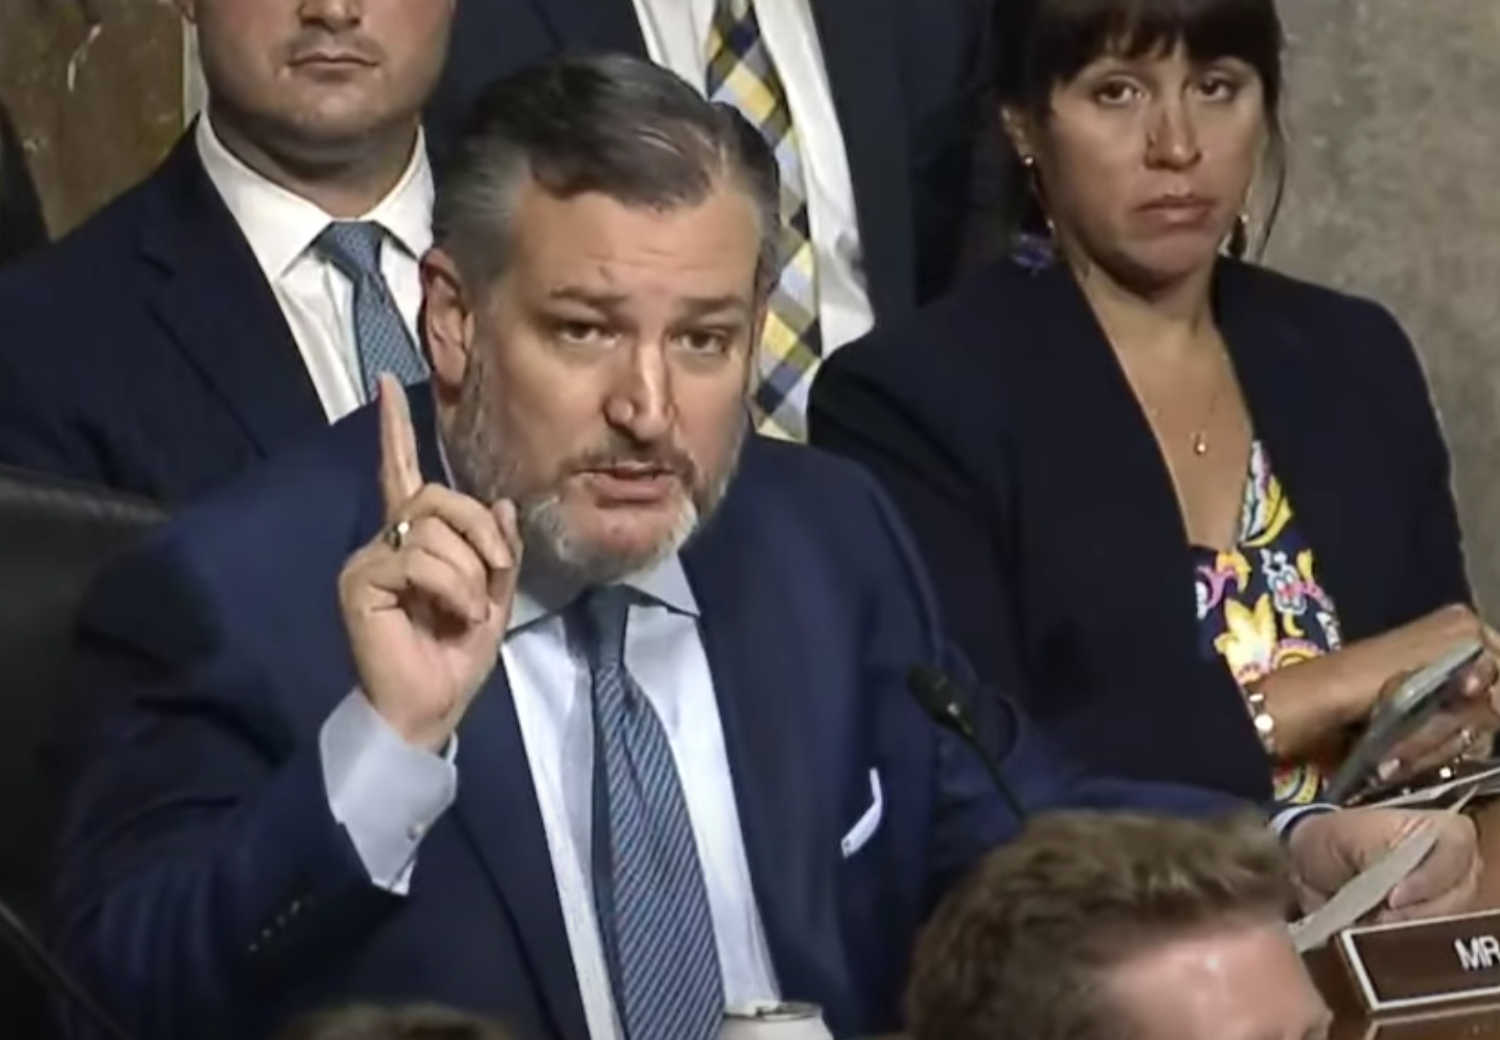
left=507, top=555, right=700, bottom=633
left=194, top=112, right=434, bottom=280
left=428, top=416, right=699, bottom=632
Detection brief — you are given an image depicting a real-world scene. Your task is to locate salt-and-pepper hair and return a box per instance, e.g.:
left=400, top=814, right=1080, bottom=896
left=432, top=52, right=781, bottom=299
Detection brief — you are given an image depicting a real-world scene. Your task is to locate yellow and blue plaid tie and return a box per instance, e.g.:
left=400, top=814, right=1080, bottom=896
left=706, top=0, right=821, bottom=441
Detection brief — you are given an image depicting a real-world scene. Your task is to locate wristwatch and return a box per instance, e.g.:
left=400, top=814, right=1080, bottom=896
left=1244, top=683, right=1279, bottom=757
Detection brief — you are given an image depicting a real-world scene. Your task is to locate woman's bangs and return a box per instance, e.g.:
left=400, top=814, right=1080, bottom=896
left=1030, top=0, right=1283, bottom=90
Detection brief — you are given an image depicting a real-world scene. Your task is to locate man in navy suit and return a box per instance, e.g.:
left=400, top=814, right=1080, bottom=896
left=0, top=0, right=1002, bottom=500
left=0, top=0, right=454, bottom=503
left=55, top=55, right=1478, bottom=1040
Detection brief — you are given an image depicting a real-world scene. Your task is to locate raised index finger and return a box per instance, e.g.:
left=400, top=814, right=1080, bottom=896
left=378, top=374, right=423, bottom=518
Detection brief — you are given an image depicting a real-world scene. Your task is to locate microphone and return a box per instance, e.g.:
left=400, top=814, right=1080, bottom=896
left=0, top=895, right=137, bottom=1040
left=907, top=665, right=1029, bottom=824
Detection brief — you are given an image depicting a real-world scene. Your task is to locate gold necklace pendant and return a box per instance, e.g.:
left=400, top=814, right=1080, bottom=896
left=1192, top=431, right=1209, bottom=456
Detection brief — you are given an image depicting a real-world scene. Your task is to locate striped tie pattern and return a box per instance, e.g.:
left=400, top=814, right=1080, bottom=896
left=315, top=221, right=430, bottom=402
left=578, top=587, right=724, bottom=1040
left=706, top=0, right=822, bottom=442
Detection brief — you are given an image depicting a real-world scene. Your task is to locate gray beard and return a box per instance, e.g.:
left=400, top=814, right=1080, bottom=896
left=441, top=369, right=745, bottom=590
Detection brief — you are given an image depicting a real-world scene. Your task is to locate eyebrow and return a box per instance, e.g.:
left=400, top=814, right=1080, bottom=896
left=544, top=286, right=751, bottom=320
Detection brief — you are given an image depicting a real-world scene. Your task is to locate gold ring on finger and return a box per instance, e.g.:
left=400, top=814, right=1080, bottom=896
left=385, top=518, right=412, bottom=552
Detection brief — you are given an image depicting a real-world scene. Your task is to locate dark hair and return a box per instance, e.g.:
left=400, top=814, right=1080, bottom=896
left=274, top=1003, right=514, bottom=1040
left=994, top=0, right=1286, bottom=250
left=433, top=53, right=780, bottom=294
left=905, top=811, right=1296, bottom=1040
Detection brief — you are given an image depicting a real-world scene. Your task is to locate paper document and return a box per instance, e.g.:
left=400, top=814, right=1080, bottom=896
left=1290, top=788, right=1477, bottom=953
left=1366, top=761, right=1500, bottom=809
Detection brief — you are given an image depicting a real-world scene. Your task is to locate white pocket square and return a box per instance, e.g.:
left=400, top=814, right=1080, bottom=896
left=840, top=769, right=884, bottom=858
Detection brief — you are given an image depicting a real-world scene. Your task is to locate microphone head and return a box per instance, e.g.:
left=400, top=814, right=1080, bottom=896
left=906, top=665, right=962, bottom=723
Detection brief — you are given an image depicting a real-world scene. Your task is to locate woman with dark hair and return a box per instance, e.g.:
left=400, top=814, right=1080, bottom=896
left=809, top=0, right=1500, bottom=804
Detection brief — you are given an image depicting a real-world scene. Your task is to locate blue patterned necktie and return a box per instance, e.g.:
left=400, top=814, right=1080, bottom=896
left=314, top=221, right=429, bottom=401
left=576, top=586, right=724, bottom=1040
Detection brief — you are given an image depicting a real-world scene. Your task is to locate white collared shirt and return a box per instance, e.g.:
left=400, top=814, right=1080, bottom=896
left=321, top=556, right=780, bottom=1040
left=630, top=0, right=876, bottom=354
left=194, top=114, right=433, bottom=421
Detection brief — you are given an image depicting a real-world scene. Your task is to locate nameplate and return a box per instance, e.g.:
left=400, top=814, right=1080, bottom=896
left=1337, top=909, right=1500, bottom=1015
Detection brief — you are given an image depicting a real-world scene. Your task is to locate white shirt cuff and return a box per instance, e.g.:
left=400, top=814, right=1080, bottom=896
left=319, top=691, right=458, bottom=894
left=1271, top=802, right=1336, bottom=837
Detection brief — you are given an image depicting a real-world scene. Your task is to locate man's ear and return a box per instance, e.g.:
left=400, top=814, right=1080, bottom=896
left=420, top=247, right=477, bottom=398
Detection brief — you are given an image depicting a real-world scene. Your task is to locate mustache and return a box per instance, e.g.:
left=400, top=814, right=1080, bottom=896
left=567, top=441, right=698, bottom=482
left=283, top=32, right=384, bottom=65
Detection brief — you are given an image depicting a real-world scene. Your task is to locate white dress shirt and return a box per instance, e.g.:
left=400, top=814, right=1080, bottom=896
left=631, top=0, right=875, bottom=353
left=320, top=556, right=780, bottom=1040
left=195, top=115, right=433, bottom=422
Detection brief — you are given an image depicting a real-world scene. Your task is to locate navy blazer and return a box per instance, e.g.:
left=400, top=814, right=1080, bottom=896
left=54, top=393, right=1227, bottom=1040
left=0, top=134, right=324, bottom=503
left=427, top=0, right=1004, bottom=319
left=809, top=259, right=1472, bottom=803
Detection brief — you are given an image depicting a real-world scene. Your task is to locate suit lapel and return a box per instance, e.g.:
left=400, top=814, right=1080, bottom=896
left=810, top=0, right=914, bottom=321
left=1215, top=264, right=1382, bottom=637
left=452, top=668, right=591, bottom=1040
left=528, top=0, right=648, bottom=54
left=681, top=456, right=849, bottom=1008
left=351, top=398, right=590, bottom=1040
left=138, top=134, right=325, bottom=456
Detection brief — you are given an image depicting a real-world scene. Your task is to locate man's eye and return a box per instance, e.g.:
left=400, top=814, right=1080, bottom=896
left=677, top=330, right=730, bottom=354
left=555, top=321, right=607, bottom=344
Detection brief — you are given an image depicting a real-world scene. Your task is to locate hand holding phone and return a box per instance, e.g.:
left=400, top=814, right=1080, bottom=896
left=1325, top=639, right=1485, bottom=804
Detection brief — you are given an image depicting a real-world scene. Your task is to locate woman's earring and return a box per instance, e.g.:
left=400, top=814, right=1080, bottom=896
left=1021, top=155, right=1056, bottom=234
left=1228, top=212, right=1250, bottom=260
left=1013, top=154, right=1057, bottom=271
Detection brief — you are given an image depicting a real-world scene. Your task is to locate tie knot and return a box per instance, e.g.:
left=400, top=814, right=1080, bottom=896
left=578, top=585, right=634, bottom=672
left=316, top=221, right=387, bottom=279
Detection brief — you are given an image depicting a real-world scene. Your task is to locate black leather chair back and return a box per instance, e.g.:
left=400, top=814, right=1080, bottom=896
left=0, top=466, right=165, bottom=1034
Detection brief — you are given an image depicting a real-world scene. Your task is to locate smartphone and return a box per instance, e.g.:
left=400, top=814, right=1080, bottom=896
left=1324, top=638, right=1485, bottom=804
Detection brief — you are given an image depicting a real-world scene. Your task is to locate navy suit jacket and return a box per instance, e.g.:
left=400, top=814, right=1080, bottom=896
left=809, top=259, right=1472, bottom=802
left=0, top=133, right=325, bottom=504
left=54, top=392, right=1230, bottom=1040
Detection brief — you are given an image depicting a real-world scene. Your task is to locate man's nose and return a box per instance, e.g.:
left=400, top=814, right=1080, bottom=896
left=603, top=343, right=675, bottom=442
left=298, top=0, right=363, bottom=28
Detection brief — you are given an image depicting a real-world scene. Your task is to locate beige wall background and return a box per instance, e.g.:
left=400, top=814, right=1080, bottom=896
left=0, top=0, right=181, bottom=238
left=1270, top=0, right=1500, bottom=609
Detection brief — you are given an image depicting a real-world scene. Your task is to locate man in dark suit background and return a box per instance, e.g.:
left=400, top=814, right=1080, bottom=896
left=0, top=0, right=1000, bottom=498
left=55, top=54, right=1479, bottom=1040
left=429, top=0, right=1004, bottom=438
left=0, top=0, right=452, bottom=503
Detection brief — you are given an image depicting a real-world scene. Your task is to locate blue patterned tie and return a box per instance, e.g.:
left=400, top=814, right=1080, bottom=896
left=315, top=221, right=429, bottom=401
left=577, top=586, right=724, bottom=1040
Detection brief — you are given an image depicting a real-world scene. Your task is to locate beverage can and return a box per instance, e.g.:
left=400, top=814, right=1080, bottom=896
left=716, top=1001, right=833, bottom=1040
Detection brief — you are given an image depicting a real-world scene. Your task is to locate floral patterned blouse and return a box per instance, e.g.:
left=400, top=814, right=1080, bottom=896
left=1194, top=440, right=1343, bottom=803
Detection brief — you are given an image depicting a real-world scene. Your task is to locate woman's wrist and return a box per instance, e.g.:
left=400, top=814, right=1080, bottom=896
left=1243, top=680, right=1279, bottom=757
